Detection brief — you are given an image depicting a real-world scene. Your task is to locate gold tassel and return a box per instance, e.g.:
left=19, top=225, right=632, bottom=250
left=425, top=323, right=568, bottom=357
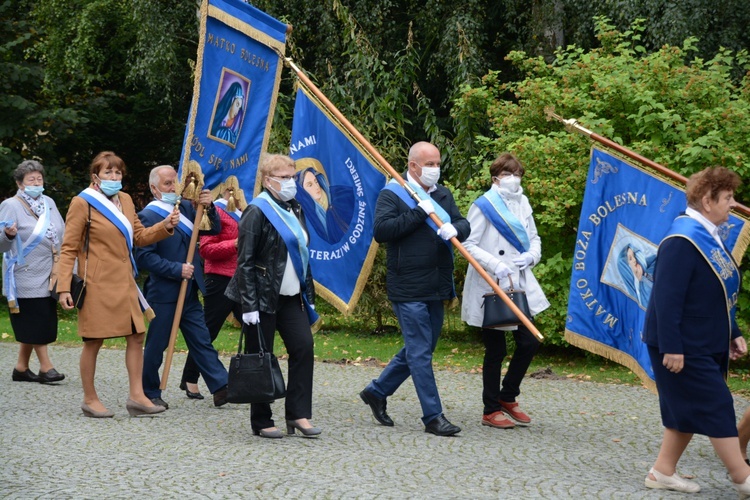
left=182, top=176, right=197, bottom=200
left=227, top=190, right=236, bottom=212
left=8, top=299, right=19, bottom=314
left=178, top=161, right=205, bottom=203
left=143, top=307, right=156, bottom=322
left=199, top=210, right=211, bottom=230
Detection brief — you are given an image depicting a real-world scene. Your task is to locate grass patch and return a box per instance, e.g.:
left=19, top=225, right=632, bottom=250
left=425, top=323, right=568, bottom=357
left=1, top=307, right=747, bottom=397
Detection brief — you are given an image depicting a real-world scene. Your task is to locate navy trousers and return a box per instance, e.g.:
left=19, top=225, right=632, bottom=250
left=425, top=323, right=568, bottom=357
left=181, top=274, right=241, bottom=386
left=143, top=286, right=228, bottom=399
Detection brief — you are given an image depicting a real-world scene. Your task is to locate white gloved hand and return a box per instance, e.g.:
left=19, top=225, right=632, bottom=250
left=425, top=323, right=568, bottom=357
left=242, top=311, right=260, bottom=325
left=494, top=262, right=512, bottom=280
left=417, top=199, right=435, bottom=215
left=512, top=252, right=534, bottom=270
left=437, top=222, right=457, bottom=240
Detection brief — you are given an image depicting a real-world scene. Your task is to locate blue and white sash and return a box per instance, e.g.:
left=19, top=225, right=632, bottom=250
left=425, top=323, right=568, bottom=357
left=474, top=189, right=530, bottom=253
left=664, top=215, right=740, bottom=322
left=251, top=192, right=319, bottom=326
left=383, top=179, right=451, bottom=244
left=79, top=188, right=152, bottom=316
left=144, top=199, right=193, bottom=237
left=3, top=197, right=52, bottom=311
left=214, top=198, right=242, bottom=223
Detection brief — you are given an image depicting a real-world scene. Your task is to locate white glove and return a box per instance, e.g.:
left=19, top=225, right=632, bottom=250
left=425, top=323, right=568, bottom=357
left=437, top=222, right=457, bottom=240
left=512, top=252, right=534, bottom=270
left=242, top=311, right=260, bottom=325
left=494, top=262, right=512, bottom=280
left=417, top=199, right=435, bottom=215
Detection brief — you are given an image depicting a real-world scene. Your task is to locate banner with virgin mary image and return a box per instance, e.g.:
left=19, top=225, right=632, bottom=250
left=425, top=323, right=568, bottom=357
left=289, top=85, right=388, bottom=314
left=564, top=147, right=750, bottom=390
left=178, top=0, right=286, bottom=195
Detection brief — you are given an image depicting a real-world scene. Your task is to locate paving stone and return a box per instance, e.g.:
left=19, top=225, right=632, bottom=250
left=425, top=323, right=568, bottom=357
left=0, top=343, right=747, bottom=499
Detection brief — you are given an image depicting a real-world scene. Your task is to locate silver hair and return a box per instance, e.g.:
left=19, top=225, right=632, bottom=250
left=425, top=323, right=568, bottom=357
left=13, top=160, right=45, bottom=183
left=149, top=165, right=174, bottom=190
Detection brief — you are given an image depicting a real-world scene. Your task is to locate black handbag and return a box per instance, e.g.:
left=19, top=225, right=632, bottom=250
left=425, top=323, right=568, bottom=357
left=482, top=275, right=531, bottom=328
left=226, top=323, right=286, bottom=404
left=50, top=205, right=89, bottom=309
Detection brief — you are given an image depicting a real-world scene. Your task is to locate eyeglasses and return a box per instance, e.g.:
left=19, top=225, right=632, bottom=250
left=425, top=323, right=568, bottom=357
left=497, top=172, right=523, bottom=178
left=269, top=175, right=294, bottom=181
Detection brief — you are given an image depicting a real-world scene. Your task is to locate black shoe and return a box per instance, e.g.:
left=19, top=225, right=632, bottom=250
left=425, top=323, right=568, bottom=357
left=213, top=386, right=228, bottom=407
left=38, top=368, right=65, bottom=383
left=150, top=397, right=169, bottom=409
left=12, top=368, right=40, bottom=382
left=424, top=414, right=461, bottom=436
left=179, top=381, right=204, bottom=400
left=359, top=389, right=394, bottom=426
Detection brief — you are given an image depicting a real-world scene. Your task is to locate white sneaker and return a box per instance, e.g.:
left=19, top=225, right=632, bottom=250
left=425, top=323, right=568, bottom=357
left=734, top=474, right=750, bottom=500
left=644, top=468, right=701, bottom=493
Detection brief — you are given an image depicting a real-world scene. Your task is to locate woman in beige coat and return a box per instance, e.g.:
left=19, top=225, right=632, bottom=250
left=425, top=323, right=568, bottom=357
left=57, top=151, right=180, bottom=418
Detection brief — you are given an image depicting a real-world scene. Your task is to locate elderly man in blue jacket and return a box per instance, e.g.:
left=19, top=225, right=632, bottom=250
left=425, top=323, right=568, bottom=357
left=359, top=141, right=470, bottom=436
left=136, top=165, right=228, bottom=409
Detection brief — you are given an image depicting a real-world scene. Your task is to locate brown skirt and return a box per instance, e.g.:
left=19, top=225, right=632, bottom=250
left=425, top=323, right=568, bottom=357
left=9, top=297, right=58, bottom=345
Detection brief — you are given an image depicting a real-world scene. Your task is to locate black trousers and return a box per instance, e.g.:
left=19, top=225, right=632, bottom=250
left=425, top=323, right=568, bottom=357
left=481, top=324, right=540, bottom=414
left=244, top=294, right=314, bottom=430
left=181, top=274, right=242, bottom=385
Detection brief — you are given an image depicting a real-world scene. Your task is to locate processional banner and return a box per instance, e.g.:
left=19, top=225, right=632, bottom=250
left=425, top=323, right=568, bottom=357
left=289, top=85, right=387, bottom=313
left=179, top=0, right=286, bottom=195
left=564, top=147, right=750, bottom=389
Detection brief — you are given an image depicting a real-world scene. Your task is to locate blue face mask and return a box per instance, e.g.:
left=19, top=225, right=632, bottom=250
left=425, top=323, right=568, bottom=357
left=99, top=179, right=122, bottom=197
left=24, top=185, right=45, bottom=199
left=159, top=191, right=181, bottom=205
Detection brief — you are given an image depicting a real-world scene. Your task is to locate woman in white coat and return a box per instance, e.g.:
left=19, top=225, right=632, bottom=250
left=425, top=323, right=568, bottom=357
left=461, top=153, right=549, bottom=429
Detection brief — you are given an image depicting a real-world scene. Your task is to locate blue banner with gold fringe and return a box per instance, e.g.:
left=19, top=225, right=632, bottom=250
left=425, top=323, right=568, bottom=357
left=565, top=147, right=750, bottom=390
left=289, top=85, right=387, bottom=314
left=178, top=0, right=286, bottom=197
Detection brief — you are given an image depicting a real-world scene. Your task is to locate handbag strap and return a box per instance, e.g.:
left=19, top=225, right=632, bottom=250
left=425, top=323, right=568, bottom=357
left=237, top=321, right=269, bottom=356
left=82, top=204, right=91, bottom=284
left=496, top=274, right=515, bottom=290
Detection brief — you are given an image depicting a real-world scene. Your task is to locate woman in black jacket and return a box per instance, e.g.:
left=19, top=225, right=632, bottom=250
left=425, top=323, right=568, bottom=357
left=228, top=154, right=319, bottom=439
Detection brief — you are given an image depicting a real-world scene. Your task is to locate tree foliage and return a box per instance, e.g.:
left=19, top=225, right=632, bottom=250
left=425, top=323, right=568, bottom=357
left=7, top=2, right=750, bottom=336
left=452, top=18, right=750, bottom=343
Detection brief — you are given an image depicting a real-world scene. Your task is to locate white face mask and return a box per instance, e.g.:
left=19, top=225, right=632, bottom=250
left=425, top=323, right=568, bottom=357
left=268, top=177, right=297, bottom=202
left=418, top=166, right=441, bottom=187
left=499, top=175, right=521, bottom=193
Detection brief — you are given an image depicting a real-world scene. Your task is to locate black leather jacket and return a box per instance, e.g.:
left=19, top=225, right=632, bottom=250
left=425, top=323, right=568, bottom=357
left=225, top=191, right=315, bottom=314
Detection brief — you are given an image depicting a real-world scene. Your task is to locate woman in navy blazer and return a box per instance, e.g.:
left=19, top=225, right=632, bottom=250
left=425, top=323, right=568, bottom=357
left=642, top=166, right=750, bottom=497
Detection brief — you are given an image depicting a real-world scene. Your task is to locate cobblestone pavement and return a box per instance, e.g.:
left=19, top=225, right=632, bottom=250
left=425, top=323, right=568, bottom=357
left=1, top=342, right=747, bottom=499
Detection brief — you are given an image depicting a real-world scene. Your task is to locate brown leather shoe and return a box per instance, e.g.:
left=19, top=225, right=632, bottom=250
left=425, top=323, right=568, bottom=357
left=213, top=386, right=228, bottom=407
left=481, top=410, right=515, bottom=429
left=498, top=400, right=531, bottom=425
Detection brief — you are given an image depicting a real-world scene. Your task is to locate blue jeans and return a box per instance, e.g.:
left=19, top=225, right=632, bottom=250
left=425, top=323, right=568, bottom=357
left=367, top=300, right=444, bottom=424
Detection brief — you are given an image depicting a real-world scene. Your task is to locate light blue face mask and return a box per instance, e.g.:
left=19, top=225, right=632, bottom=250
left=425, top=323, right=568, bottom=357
left=99, top=179, right=122, bottom=197
left=159, top=191, right=181, bottom=205
left=24, top=185, right=45, bottom=199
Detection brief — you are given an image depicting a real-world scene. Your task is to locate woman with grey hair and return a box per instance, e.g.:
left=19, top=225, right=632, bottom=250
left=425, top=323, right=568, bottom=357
left=0, top=160, right=66, bottom=383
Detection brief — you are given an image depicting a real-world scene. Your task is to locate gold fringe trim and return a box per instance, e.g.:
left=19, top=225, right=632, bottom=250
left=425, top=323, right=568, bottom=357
left=143, top=308, right=156, bottom=322
left=295, top=84, right=390, bottom=178
left=732, top=219, right=750, bottom=264
left=565, top=329, right=657, bottom=394
left=207, top=4, right=286, bottom=53
left=8, top=299, right=19, bottom=314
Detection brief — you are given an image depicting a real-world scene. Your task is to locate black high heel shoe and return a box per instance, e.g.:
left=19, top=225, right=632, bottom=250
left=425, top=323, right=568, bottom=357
left=179, top=381, right=204, bottom=400
left=286, top=419, right=322, bottom=437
